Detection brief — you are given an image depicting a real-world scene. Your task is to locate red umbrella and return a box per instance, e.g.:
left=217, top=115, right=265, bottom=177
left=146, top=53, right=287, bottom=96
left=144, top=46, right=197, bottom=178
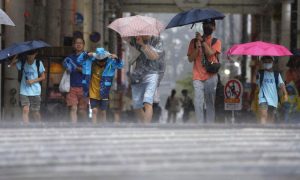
left=226, top=41, right=292, bottom=56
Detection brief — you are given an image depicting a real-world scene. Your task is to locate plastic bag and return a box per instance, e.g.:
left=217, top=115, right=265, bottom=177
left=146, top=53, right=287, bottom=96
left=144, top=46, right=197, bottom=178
left=59, top=71, right=70, bottom=92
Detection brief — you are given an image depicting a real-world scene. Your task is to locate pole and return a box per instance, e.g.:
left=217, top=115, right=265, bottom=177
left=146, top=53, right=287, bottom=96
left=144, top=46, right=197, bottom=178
left=231, top=110, right=235, bottom=124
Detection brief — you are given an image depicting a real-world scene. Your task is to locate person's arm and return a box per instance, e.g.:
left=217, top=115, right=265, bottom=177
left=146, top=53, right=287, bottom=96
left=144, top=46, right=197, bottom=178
left=27, top=72, right=45, bottom=85
left=110, top=54, right=124, bottom=69
left=201, top=40, right=216, bottom=57
left=280, top=83, right=288, bottom=102
left=8, top=55, right=18, bottom=67
left=187, top=39, right=200, bottom=63
left=136, top=36, right=159, bottom=60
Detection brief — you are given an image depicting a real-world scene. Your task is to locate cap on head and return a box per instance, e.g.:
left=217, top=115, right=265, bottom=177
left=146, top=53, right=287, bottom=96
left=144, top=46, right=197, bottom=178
left=260, top=56, right=274, bottom=62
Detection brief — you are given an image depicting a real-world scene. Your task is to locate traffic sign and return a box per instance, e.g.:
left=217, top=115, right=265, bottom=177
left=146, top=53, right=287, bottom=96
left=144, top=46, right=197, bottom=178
left=224, top=79, right=243, bottom=111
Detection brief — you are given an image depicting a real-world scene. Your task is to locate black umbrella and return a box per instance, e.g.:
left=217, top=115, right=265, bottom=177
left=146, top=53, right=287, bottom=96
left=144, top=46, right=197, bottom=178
left=0, top=40, right=50, bottom=61
left=166, top=8, right=225, bottom=29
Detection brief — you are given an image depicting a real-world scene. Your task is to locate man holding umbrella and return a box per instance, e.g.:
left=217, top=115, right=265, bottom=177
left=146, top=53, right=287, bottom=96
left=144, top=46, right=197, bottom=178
left=108, top=15, right=165, bottom=123
left=10, top=50, right=45, bottom=123
left=187, top=19, right=221, bottom=123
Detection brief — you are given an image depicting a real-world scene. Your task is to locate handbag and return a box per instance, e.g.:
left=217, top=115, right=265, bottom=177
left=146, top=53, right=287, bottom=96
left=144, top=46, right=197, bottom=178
left=202, top=56, right=221, bottom=73
left=59, top=71, right=70, bottom=92
left=201, top=37, right=221, bottom=74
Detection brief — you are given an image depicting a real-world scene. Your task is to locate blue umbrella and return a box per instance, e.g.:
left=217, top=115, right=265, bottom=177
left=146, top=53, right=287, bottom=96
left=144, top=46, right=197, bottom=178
left=166, top=8, right=225, bottom=29
left=0, top=40, right=50, bottom=61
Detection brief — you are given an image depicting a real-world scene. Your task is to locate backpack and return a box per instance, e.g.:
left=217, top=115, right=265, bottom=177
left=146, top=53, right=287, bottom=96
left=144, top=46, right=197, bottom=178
left=257, top=70, right=280, bottom=102
left=18, top=59, right=41, bottom=83
left=258, top=70, right=280, bottom=90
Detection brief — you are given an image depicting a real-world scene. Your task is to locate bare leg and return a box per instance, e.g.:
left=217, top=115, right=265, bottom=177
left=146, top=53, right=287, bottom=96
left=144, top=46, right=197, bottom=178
left=70, top=105, right=78, bottom=123
left=92, top=108, right=98, bottom=124
left=259, top=108, right=268, bottom=124
left=114, top=111, right=121, bottom=124
left=32, top=111, right=41, bottom=121
left=144, top=103, right=153, bottom=123
left=135, top=108, right=145, bottom=123
left=267, top=110, right=275, bottom=123
left=99, top=110, right=107, bottom=123
left=78, top=109, right=87, bottom=121
left=22, top=105, right=30, bottom=123
left=167, top=111, right=171, bottom=123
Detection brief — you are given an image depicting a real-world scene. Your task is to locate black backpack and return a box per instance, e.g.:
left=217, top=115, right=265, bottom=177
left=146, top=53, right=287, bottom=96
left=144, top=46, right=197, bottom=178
left=257, top=70, right=280, bottom=102
left=258, top=70, right=280, bottom=90
left=18, top=59, right=41, bottom=83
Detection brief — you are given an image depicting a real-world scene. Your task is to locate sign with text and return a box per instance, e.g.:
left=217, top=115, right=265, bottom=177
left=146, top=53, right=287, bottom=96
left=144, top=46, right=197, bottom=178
left=224, top=79, right=243, bottom=111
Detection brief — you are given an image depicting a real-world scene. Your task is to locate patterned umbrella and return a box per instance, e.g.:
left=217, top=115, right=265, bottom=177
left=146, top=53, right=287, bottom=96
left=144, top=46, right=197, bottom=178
left=226, top=41, right=292, bottom=56
left=108, top=15, right=165, bottom=37
left=0, top=8, right=15, bottom=26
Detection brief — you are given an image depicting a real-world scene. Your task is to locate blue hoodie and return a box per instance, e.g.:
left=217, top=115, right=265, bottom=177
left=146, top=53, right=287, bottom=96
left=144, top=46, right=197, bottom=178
left=77, top=48, right=124, bottom=98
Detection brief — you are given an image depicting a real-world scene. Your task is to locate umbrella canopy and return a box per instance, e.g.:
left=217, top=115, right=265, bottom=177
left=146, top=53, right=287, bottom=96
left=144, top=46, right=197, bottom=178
left=0, top=40, right=50, bottom=61
left=226, top=41, right=292, bottom=57
left=0, top=8, right=15, bottom=26
left=166, top=8, right=225, bottom=29
left=107, top=15, right=165, bottom=37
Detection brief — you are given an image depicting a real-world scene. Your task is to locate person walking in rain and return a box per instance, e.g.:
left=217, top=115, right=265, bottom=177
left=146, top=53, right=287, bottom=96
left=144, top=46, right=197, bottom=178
left=128, top=35, right=165, bottom=123
left=187, top=19, right=221, bottom=123
left=10, top=50, right=45, bottom=123
left=77, top=48, right=123, bottom=123
left=180, top=89, right=194, bottom=123
left=255, top=56, right=288, bottom=123
left=165, top=89, right=180, bottom=123
left=63, top=37, right=88, bottom=123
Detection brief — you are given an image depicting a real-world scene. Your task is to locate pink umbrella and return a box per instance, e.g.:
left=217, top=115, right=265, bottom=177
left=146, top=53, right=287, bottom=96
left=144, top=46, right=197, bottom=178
left=107, top=15, right=165, bottom=37
left=226, top=41, right=292, bottom=56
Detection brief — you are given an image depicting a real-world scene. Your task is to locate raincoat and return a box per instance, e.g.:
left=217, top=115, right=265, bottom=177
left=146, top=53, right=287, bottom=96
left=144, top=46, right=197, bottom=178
left=77, top=48, right=124, bottom=98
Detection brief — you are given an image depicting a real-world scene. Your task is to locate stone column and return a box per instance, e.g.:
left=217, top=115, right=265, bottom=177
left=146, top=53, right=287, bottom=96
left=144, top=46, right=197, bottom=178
left=92, top=0, right=104, bottom=49
left=280, top=0, right=292, bottom=73
left=61, top=0, right=74, bottom=45
left=298, top=0, right=300, bottom=48
left=46, top=0, right=61, bottom=46
left=290, top=0, right=298, bottom=50
left=83, top=0, right=93, bottom=51
left=3, top=0, right=26, bottom=120
left=0, top=0, right=2, bottom=119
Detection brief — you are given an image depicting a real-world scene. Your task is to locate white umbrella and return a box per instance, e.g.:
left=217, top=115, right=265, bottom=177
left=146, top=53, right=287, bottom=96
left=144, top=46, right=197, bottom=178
left=0, top=8, right=15, bottom=26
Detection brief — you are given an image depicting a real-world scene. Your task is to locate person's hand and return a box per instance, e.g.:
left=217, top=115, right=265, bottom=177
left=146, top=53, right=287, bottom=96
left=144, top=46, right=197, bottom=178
left=11, top=55, right=18, bottom=63
left=136, top=36, right=145, bottom=46
left=195, top=40, right=201, bottom=49
left=283, top=94, right=288, bottom=102
left=26, top=79, right=35, bottom=85
left=87, top=52, right=93, bottom=56
left=110, top=54, right=118, bottom=59
left=76, top=66, right=82, bottom=72
left=195, top=32, right=203, bottom=42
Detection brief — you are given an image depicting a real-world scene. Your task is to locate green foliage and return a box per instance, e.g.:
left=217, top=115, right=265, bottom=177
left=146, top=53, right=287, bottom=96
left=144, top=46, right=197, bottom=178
left=176, top=73, right=194, bottom=96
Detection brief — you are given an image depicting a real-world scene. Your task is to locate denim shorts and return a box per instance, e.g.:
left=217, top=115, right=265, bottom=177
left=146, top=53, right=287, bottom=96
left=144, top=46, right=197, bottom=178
left=131, top=73, right=159, bottom=109
left=90, top=98, right=109, bottom=110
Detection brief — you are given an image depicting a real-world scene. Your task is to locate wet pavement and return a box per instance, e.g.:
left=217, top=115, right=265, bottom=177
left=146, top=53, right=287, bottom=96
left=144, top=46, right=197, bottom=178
left=0, top=123, right=300, bottom=180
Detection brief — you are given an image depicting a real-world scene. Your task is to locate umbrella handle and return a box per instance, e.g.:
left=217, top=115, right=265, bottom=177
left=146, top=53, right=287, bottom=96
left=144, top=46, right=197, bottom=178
left=191, top=23, right=195, bottom=29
